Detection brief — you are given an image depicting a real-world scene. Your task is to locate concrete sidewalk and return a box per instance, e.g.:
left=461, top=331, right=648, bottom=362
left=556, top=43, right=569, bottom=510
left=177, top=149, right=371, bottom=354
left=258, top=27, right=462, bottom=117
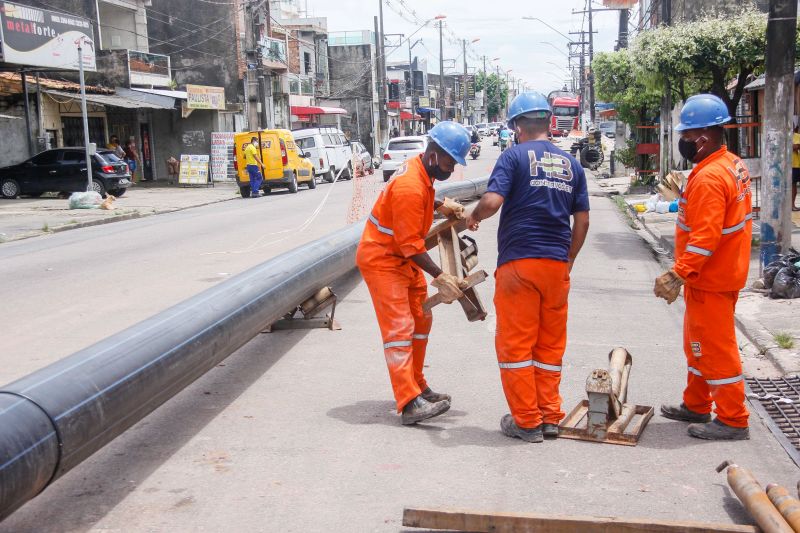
left=0, top=182, right=240, bottom=243
left=619, top=186, right=800, bottom=376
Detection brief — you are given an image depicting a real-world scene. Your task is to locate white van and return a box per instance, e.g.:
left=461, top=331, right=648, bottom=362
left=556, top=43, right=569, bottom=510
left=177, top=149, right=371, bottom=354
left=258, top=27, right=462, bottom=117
left=292, top=127, right=352, bottom=182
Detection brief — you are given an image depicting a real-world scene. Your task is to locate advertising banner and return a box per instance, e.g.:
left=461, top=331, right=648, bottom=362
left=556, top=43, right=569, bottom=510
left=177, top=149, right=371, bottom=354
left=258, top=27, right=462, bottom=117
left=186, top=85, right=225, bottom=110
left=129, top=50, right=170, bottom=87
left=178, top=154, right=210, bottom=185
left=0, top=1, right=95, bottom=70
left=210, top=132, right=236, bottom=182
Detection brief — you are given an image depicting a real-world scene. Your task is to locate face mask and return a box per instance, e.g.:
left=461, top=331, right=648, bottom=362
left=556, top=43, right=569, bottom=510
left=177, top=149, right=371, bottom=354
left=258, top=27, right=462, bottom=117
left=678, top=135, right=707, bottom=162
left=425, top=153, right=452, bottom=181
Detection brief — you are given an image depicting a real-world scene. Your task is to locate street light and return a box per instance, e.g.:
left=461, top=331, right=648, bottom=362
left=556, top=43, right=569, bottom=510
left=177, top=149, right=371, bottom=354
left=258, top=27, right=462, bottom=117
left=408, top=37, right=423, bottom=134
left=437, top=15, right=447, bottom=121
left=522, top=16, right=572, bottom=42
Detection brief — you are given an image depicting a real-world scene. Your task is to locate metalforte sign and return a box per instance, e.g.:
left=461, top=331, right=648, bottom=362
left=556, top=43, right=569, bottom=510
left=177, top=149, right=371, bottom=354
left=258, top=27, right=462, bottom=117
left=0, top=1, right=96, bottom=70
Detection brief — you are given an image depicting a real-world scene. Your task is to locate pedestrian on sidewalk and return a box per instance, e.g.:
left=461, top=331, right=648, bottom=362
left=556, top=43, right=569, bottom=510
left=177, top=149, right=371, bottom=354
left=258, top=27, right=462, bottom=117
left=107, top=135, right=125, bottom=159
left=244, top=137, right=265, bottom=198
left=792, top=123, right=800, bottom=211
left=356, top=121, right=471, bottom=425
left=466, top=93, right=590, bottom=443
left=124, top=137, right=141, bottom=183
left=655, top=93, right=753, bottom=441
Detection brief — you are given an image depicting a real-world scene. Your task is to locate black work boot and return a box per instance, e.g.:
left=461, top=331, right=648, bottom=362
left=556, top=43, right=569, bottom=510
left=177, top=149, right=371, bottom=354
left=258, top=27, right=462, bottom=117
left=688, top=419, right=750, bottom=441
left=401, top=395, right=450, bottom=425
left=542, top=423, right=560, bottom=439
left=660, top=403, right=712, bottom=423
left=420, top=387, right=451, bottom=403
left=500, top=414, right=543, bottom=443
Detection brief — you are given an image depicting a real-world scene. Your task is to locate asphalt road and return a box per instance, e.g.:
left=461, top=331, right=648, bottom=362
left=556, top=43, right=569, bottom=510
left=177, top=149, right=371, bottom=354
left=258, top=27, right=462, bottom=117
left=1, top=139, right=797, bottom=532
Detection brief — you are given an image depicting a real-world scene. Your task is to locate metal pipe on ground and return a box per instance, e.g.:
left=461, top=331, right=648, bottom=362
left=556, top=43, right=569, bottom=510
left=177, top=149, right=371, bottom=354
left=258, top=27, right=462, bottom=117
left=717, top=461, right=794, bottom=533
left=766, top=484, right=800, bottom=532
left=0, top=177, right=489, bottom=521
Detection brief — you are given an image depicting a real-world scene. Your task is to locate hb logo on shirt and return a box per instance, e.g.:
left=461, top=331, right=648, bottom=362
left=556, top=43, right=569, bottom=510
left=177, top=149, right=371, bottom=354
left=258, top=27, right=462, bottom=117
left=528, top=151, right=573, bottom=182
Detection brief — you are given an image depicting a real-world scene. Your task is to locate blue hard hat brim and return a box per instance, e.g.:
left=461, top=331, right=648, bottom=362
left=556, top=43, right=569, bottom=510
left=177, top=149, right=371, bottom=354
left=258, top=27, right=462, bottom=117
left=430, top=129, right=468, bottom=166
left=674, top=116, right=731, bottom=132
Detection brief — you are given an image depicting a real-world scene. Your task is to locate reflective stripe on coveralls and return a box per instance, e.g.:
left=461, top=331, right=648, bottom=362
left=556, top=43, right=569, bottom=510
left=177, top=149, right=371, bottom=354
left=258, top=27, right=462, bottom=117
left=368, top=213, right=394, bottom=236
left=384, top=340, right=412, bottom=349
left=686, top=245, right=713, bottom=256
left=687, top=365, right=743, bottom=385
left=721, top=213, right=753, bottom=235
left=498, top=360, right=562, bottom=372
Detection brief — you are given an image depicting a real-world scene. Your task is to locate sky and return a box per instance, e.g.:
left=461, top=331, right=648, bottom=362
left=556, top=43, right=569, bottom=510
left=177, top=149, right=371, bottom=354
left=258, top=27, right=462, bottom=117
left=298, top=0, right=627, bottom=95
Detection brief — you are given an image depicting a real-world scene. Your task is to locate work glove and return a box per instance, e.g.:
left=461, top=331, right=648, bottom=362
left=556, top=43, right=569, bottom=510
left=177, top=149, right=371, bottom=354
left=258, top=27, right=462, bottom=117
left=437, top=197, right=465, bottom=220
left=431, top=273, right=465, bottom=304
left=654, top=269, right=684, bottom=304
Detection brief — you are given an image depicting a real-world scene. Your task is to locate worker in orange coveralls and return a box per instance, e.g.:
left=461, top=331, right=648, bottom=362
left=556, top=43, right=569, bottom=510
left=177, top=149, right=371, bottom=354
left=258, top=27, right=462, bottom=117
left=356, top=121, right=472, bottom=425
left=656, top=94, right=752, bottom=441
left=467, top=93, right=590, bottom=443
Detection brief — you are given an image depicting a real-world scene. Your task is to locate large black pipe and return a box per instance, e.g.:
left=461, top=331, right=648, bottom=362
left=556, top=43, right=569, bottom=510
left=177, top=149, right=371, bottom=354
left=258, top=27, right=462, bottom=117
left=0, top=177, right=488, bottom=521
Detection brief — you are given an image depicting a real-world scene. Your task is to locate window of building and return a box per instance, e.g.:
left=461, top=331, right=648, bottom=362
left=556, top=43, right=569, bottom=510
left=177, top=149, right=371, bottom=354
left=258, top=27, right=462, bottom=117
left=304, top=52, right=312, bottom=75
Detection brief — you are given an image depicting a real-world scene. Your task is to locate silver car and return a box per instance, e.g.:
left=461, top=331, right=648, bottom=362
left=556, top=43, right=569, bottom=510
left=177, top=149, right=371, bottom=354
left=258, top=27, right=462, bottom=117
left=382, top=135, right=429, bottom=182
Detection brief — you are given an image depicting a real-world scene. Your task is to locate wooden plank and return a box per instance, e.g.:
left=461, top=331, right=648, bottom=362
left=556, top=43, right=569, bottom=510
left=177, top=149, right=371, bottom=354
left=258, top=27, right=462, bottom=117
left=402, top=508, right=759, bottom=533
left=423, top=270, right=488, bottom=312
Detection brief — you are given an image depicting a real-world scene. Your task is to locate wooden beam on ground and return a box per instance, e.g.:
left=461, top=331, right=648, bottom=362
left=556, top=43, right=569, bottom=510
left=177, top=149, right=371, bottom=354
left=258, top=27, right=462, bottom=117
left=402, top=508, right=759, bottom=533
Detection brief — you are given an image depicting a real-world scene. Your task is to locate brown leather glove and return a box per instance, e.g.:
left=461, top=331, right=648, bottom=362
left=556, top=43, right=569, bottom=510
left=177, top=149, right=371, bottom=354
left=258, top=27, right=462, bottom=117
left=431, top=273, right=465, bottom=304
left=436, top=197, right=465, bottom=220
left=654, top=270, right=684, bottom=304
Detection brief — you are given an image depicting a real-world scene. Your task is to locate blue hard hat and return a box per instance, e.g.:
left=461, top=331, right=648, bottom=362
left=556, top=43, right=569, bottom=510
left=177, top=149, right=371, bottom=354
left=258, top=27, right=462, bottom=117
left=429, top=121, right=471, bottom=166
left=508, top=92, right=551, bottom=128
left=675, top=94, right=731, bottom=132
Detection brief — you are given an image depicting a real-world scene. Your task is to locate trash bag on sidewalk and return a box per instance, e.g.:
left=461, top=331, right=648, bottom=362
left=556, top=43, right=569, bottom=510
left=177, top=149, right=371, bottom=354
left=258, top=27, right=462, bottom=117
left=770, top=266, right=800, bottom=299
left=764, top=254, right=800, bottom=289
left=68, top=191, right=103, bottom=209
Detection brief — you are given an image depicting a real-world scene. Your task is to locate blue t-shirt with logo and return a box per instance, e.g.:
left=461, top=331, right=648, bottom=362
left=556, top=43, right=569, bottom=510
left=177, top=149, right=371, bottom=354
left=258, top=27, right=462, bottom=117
left=487, top=140, right=590, bottom=267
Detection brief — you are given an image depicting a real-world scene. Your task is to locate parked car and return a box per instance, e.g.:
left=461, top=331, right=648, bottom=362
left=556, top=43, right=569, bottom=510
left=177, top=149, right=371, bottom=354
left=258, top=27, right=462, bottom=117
left=292, top=126, right=352, bottom=182
left=351, top=141, right=373, bottom=172
left=598, top=121, right=617, bottom=139
left=233, top=129, right=315, bottom=196
left=382, top=135, right=429, bottom=182
left=0, top=148, right=131, bottom=199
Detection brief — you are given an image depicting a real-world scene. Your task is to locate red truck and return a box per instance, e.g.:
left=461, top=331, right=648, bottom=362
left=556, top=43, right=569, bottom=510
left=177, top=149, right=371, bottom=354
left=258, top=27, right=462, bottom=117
left=548, top=91, right=580, bottom=137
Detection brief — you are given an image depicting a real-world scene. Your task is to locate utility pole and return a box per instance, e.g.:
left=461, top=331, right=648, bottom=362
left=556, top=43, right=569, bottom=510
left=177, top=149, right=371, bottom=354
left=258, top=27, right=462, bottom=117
left=617, top=8, right=629, bottom=50
left=408, top=39, right=415, bottom=135
left=482, top=55, right=487, bottom=123
left=587, top=0, right=595, bottom=124
left=660, top=0, right=672, bottom=179
left=495, top=64, right=500, bottom=122
left=439, top=19, right=445, bottom=121
left=77, top=40, right=92, bottom=192
left=378, top=1, right=388, bottom=144
left=760, top=0, right=798, bottom=269
left=462, top=39, right=468, bottom=125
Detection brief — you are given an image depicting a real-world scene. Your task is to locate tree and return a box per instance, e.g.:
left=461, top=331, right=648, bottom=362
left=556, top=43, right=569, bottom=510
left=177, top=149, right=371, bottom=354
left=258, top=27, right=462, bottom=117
left=476, top=71, right=508, bottom=121
left=594, top=49, right=661, bottom=129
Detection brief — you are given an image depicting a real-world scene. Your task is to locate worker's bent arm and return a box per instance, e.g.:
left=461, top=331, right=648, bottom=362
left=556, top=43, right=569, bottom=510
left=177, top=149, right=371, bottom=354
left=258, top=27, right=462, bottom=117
left=467, top=192, right=504, bottom=229
left=410, top=252, right=443, bottom=279
left=569, top=210, right=590, bottom=271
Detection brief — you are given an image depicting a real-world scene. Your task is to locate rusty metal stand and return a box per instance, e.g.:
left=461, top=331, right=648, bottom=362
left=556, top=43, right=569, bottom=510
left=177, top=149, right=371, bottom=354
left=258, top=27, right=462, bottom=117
left=263, top=287, right=341, bottom=332
left=559, top=347, right=653, bottom=446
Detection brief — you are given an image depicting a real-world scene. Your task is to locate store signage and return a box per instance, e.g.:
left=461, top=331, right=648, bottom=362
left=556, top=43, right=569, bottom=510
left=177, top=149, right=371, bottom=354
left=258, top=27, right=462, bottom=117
left=178, top=154, right=210, bottom=184
left=128, top=50, right=171, bottom=87
left=0, top=1, right=95, bottom=70
left=186, top=84, right=225, bottom=110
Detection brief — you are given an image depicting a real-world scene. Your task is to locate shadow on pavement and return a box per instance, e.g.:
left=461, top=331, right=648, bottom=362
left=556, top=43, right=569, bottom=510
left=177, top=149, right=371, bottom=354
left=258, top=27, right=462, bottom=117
left=636, top=419, right=711, bottom=450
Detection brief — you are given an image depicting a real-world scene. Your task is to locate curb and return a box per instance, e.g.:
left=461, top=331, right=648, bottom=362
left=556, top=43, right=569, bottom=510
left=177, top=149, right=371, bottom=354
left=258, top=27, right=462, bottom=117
left=615, top=193, right=799, bottom=377
left=2, top=195, right=238, bottom=244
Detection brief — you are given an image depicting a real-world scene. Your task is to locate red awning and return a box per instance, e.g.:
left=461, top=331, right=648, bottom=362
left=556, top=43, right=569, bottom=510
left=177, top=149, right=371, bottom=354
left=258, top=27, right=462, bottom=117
left=400, top=111, right=421, bottom=121
left=291, top=105, right=348, bottom=116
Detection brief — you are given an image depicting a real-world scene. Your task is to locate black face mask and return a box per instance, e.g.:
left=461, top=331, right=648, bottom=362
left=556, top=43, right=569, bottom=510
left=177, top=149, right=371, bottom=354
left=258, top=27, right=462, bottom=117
left=425, top=153, right=452, bottom=181
left=678, top=136, right=707, bottom=162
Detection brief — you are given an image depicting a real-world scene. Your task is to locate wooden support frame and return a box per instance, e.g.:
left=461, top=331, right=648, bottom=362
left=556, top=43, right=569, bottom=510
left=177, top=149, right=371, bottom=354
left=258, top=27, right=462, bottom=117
left=402, top=507, right=759, bottom=532
left=559, top=400, right=654, bottom=446
left=423, top=217, right=488, bottom=322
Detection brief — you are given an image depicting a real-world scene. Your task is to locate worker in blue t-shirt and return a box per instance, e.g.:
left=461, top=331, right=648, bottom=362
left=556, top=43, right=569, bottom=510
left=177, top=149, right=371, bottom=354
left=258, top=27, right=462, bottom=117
left=467, top=92, right=591, bottom=444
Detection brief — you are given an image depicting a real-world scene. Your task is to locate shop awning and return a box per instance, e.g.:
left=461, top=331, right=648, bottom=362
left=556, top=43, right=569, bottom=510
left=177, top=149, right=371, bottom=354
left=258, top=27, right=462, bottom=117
left=44, top=89, right=176, bottom=110
left=400, top=111, right=421, bottom=121
left=291, top=105, right=348, bottom=116
left=417, top=107, right=438, bottom=114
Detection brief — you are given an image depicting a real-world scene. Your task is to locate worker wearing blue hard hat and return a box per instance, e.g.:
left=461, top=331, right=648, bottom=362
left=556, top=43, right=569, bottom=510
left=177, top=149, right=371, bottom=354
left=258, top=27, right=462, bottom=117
left=356, top=120, right=471, bottom=425
left=467, top=92, right=591, bottom=443
left=656, top=93, right=753, bottom=441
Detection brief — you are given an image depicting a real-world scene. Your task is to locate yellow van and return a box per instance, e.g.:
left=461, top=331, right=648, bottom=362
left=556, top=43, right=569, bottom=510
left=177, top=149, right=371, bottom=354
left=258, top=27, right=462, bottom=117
left=233, top=129, right=315, bottom=197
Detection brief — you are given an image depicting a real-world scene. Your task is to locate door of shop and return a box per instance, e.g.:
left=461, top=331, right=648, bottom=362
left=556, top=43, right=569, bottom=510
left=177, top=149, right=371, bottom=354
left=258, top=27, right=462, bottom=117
left=62, top=117, right=106, bottom=147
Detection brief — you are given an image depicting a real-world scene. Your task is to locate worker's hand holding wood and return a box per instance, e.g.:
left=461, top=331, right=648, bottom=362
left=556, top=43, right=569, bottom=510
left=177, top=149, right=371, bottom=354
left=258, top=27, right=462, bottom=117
left=431, top=273, right=465, bottom=304
left=437, top=197, right=465, bottom=220
left=654, top=270, right=684, bottom=304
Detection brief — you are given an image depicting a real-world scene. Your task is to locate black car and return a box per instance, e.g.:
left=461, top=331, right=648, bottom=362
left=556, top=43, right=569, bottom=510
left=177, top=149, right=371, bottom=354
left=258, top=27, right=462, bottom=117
left=0, top=148, right=132, bottom=199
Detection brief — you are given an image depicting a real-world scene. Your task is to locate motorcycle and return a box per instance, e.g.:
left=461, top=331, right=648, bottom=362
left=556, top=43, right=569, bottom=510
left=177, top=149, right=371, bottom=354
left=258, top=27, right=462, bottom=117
left=499, top=138, right=509, bottom=152
left=469, top=143, right=481, bottom=160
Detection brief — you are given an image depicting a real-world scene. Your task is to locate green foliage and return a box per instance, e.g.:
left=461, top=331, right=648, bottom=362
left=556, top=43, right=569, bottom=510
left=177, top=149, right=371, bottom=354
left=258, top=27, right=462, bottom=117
left=476, top=71, right=508, bottom=121
left=630, top=9, right=771, bottom=113
left=594, top=49, right=661, bottom=129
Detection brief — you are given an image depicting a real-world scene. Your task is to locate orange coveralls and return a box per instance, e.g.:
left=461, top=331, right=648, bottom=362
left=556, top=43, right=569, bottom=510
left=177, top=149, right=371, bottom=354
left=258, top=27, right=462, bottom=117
left=356, top=156, right=435, bottom=412
left=673, top=146, right=752, bottom=428
left=495, top=258, right=570, bottom=429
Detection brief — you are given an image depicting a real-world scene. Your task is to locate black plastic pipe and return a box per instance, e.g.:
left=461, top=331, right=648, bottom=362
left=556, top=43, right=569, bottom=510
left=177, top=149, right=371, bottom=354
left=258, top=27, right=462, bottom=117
left=0, top=176, right=488, bottom=521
